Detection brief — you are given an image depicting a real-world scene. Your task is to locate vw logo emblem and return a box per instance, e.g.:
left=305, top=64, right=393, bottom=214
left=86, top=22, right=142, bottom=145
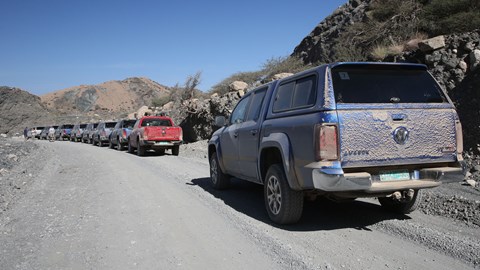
left=393, top=127, right=409, bottom=145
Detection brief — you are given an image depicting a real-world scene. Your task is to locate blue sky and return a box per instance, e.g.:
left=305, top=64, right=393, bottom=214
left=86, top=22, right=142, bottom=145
left=0, top=0, right=347, bottom=95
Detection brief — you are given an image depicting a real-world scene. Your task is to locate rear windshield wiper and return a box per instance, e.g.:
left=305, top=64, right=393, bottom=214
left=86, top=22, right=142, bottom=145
left=390, top=97, right=401, bottom=103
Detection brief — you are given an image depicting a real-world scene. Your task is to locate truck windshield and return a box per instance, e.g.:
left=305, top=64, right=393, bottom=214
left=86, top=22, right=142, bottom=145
left=331, top=66, right=447, bottom=104
left=141, top=119, right=172, bottom=127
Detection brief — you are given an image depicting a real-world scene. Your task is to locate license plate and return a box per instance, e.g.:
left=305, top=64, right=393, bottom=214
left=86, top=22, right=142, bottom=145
left=156, top=142, right=169, bottom=145
left=379, top=170, right=410, bottom=181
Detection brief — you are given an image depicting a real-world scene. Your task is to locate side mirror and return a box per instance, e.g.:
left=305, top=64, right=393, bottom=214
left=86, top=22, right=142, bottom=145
left=214, top=116, right=227, bottom=127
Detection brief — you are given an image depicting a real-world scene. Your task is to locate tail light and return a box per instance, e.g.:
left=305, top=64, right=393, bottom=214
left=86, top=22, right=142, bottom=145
left=315, top=124, right=339, bottom=161
left=179, top=129, right=183, bottom=141
left=455, top=120, right=463, bottom=154
left=122, top=129, right=127, bottom=138
left=144, top=129, right=149, bottom=140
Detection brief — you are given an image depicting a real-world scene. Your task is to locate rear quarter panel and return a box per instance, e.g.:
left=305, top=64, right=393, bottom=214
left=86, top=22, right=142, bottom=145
left=262, top=65, right=330, bottom=189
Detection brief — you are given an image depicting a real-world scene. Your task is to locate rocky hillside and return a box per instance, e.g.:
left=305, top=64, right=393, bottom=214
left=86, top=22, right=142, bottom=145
left=292, top=0, right=371, bottom=64
left=41, top=77, right=170, bottom=115
left=0, top=87, right=52, bottom=135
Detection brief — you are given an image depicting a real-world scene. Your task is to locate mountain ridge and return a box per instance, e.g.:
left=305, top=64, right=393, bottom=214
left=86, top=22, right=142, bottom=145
left=40, top=77, right=170, bottom=114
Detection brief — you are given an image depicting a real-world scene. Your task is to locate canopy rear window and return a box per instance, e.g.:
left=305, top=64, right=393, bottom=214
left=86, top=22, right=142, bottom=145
left=331, top=65, right=447, bottom=104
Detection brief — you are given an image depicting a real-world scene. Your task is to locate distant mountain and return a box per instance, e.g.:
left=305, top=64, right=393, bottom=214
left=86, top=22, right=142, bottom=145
left=0, top=87, right=51, bottom=134
left=41, top=77, right=170, bottom=114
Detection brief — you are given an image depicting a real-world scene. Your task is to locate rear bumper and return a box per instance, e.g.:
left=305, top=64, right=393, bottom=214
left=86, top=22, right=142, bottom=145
left=311, top=161, right=467, bottom=193
left=141, top=140, right=182, bottom=147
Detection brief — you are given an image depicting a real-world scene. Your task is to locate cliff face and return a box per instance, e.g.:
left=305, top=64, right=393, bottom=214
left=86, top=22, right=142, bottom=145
left=41, top=77, right=170, bottom=114
left=292, top=0, right=371, bottom=64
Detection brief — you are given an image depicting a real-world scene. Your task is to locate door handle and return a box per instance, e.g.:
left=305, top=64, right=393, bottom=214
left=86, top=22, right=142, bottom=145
left=250, top=129, right=258, bottom=136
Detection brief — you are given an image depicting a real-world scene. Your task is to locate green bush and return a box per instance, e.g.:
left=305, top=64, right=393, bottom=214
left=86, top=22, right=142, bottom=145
left=209, top=56, right=310, bottom=95
left=151, top=96, right=171, bottom=107
left=261, top=56, right=309, bottom=78
left=420, top=0, right=480, bottom=34
left=210, top=70, right=263, bottom=95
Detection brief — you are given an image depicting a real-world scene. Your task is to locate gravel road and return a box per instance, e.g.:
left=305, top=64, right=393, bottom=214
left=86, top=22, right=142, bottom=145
left=0, top=139, right=478, bottom=269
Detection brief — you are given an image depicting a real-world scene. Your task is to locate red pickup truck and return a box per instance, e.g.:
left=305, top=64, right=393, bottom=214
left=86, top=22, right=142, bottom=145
left=127, top=116, right=183, bottom=156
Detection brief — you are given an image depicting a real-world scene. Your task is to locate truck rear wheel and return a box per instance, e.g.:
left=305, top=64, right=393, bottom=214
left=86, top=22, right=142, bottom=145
left=127, top=140, right=134, bottom=154
left=172, top=145, right=180, bottom=156
left=137, top=140, right=145, bottom=156
left=210, top=152, right=230, bottom=190
left=378, top=189, right=423, bottom=214
left=264, top=164, right=303, bottom=224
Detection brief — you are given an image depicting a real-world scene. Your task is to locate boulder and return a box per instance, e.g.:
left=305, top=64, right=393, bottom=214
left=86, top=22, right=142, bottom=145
left=161, top=101, right=174, bottom=111
left=272, top=73, right=294, bottom=81
left=136, top=106, right=153, bottom=118
left=237, top=90, right=245, bottom=98
left=465, top=179, right=477, bottom=187
left=127, top=112, right=136, bottom=119
left=229, top=81, right=248, bottom=92
left=418, top=36, right=446, bottom=52
left=469, top=49, right=480, bottom=70
left=458, top=60, right=468, bottom=72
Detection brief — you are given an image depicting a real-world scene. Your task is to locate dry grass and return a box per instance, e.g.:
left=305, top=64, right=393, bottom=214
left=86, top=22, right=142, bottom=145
left=404, top=32, right=429, bottom=51
left=371, top=43, right=405, bottom=61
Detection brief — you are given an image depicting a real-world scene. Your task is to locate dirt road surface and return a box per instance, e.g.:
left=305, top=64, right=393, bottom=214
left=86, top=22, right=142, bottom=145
left=0, top=139, right=478, bottom=269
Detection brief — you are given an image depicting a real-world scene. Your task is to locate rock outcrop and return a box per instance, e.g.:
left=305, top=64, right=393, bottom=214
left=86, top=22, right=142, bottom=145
left=292, top=0, right=371, bottom=64
left=0, top=87, right=51, bottom=135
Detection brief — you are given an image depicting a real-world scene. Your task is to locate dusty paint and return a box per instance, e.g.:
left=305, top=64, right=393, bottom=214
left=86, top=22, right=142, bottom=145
left=337, top=107, right=457, bottom=168
left=323, top=67, right=334, bottom=109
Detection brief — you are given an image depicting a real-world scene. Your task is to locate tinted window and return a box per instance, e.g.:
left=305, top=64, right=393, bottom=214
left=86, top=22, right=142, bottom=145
left=246, top=88, right=267, bottom=122
left=123, top=120, right=136, bottom=128
left=106, top=122, right=117, bottom=128
left=80, top=124, right=87, bottom=128
left=141, top=118, right=172, bottom=127
left=273, top=82, right=294, bottom=112
left=273, top=76, right=316, bottom=112
left=292, top=77, right=315, bottom=108
left=332, top=66, right=447, bottom=103
left=230, top=95, right=251, bottom=124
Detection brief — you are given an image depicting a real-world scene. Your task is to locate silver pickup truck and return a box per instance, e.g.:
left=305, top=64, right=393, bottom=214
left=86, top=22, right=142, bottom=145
left=208, top=62, right=466, bottom=224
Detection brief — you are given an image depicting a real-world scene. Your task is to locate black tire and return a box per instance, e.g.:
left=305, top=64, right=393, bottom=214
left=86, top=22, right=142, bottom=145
left=172, top=145, right=180, bottom=156
left=137, top=140, right=145, bottom=156
left=127, top=139, right=134, bottom=154
left=98, top=137, right=103, bottom=147
left=378, top=189, right=423, bottom=214
left=209, top=152, right=230, bottom=190
left=264, top=164, right=303, bottom=224
left=108, top=139, right=113, bottom=149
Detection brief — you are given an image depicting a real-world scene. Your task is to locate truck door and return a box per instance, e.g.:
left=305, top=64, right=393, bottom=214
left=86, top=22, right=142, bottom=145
left=237, top=88, right=267, bottom=182
left=219, top=95, right=252, bottom=175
